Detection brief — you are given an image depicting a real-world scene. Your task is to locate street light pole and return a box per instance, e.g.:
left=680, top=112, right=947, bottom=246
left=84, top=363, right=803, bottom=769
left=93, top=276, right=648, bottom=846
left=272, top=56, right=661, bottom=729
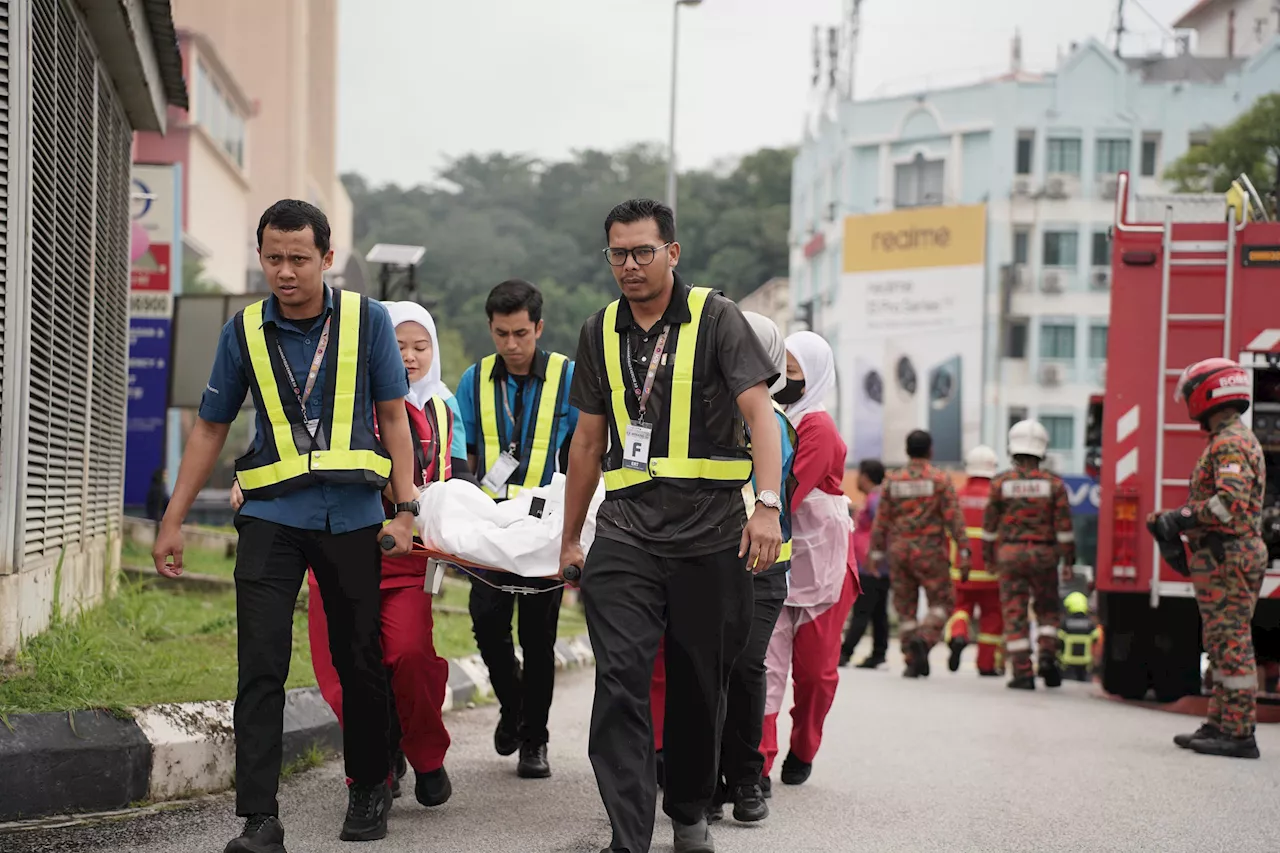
left=667, top=0, right=701, bottom=221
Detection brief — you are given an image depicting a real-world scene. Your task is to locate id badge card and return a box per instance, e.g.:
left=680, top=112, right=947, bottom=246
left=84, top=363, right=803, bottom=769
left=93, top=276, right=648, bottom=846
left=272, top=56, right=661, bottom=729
left=481, top=451, right=520, bottom=493
left=622, top=421, right=652, bottom=471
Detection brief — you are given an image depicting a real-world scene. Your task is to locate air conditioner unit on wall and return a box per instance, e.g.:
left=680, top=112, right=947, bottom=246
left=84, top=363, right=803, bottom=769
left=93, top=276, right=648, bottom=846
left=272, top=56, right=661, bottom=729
left=1013, top=177, right=1032, bottom=197
left=1091, top=269, right=1110, bottom=290
left=1038, top=362, right=1063, bottom=386
left=1045, top=176, right=1068, bottom=199
left=1098, top=176, right=1119, bottom=200
left=1041, top=270, right=1064, bottom=294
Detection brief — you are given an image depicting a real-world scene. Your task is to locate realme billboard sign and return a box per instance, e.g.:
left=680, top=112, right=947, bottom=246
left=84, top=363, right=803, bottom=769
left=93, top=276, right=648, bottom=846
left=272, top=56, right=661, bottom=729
left=843, top=204, right=987, bottom=273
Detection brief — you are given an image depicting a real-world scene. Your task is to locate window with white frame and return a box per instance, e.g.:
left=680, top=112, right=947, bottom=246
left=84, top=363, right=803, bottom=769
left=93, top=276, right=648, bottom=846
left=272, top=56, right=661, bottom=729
left=1043, top=230, right=1079, bottom=267
left=1040, top=323, right=1076, bottom=360
left=1095, top=138, right=1131, bottom=175
left=1042, top=415, right=1075, bottom=451
left=1047, top=138, right=1082, bottom=175
left=894, top=152, right=945, bottom=208
left=195, top=59, right=247, bottom=169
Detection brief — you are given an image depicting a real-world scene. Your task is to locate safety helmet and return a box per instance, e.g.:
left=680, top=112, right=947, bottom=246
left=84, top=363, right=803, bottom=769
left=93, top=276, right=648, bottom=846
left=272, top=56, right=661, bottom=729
left=1174, top=357, right=1250, bottom=423
left=1064, top=591, right=1089, bottom=614
left=1007, top=420, right=1050, bottom=460
left=964, top=445, right=998, bottom=479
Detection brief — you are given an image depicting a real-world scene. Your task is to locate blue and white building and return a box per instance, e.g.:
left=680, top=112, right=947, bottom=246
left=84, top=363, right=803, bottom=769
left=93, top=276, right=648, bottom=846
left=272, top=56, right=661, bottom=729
left=790, top=16, right=1280, bottom=473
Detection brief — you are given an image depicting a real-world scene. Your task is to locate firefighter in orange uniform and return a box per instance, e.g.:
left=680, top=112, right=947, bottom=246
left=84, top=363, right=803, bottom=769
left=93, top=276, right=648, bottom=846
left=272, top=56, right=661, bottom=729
left=945, top=446, right=1005, bottom=677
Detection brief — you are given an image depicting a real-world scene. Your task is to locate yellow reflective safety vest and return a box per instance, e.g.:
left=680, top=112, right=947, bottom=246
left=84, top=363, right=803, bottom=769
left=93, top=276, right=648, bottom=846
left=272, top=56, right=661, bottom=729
left=1058, top=612, right=1100, bottom=667
left=475, top=352, right=568, bottom=501
left=600, top=286, right=753, bottom=499
left=233, top=290, right=391, bottom=500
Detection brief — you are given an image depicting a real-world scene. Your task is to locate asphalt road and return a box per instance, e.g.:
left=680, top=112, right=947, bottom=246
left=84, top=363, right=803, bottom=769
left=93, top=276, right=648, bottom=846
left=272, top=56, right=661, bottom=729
left=5, top=641, right=1280, bottom=853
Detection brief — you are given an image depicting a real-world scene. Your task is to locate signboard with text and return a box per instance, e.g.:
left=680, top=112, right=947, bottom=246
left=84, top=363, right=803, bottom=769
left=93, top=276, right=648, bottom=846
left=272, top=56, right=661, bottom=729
left=125, top=164, right=180, bottom=507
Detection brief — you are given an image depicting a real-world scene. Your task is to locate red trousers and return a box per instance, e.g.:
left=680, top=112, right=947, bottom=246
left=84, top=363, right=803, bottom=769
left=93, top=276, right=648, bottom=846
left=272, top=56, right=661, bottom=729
left=308, top=574, right=451, bottom=773
left=760, top=571, right=856, bottom=776
left=944, top=586, right=1004, bottom=673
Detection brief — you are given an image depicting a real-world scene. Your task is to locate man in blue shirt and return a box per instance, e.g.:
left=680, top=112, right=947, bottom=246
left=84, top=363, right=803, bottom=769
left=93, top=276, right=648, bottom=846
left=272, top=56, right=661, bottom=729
left=455, top=279, right=578, bottom=780
left=152, top=200, right=419, bottom=852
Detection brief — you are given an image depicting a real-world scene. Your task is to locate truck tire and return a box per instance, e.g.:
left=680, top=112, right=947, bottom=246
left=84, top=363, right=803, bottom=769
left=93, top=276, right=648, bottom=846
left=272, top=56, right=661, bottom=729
left=1100, top=592, right=1151, bottom=701
left=1150, top=597, right=1203, bottom=703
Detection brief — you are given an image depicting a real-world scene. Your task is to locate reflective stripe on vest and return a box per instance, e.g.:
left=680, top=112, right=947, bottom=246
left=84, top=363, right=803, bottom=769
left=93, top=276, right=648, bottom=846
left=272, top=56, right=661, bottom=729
left=1058, top=630, right=1094, bottom=666
left=601, top=287, right=753, bottom=496
left=477, top=352, right=567, bottom=500
left=235, top=290, right=391, bottom=498
left=951, top=525, right=995, bottom=581
left=427, top=396, right=453, bottom=482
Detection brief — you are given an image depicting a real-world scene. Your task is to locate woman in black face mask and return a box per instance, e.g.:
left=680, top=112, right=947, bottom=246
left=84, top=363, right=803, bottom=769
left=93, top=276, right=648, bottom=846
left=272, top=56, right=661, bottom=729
left=772, top=360, right=805, bottom=406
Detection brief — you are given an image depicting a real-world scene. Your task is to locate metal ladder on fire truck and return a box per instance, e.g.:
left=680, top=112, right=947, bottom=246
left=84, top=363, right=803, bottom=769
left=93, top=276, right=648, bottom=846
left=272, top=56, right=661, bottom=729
left=1113, top=171, right=1271, bottom=611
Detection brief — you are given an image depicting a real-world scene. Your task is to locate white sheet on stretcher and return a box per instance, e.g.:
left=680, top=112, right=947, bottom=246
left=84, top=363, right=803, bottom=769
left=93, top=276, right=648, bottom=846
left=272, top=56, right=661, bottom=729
left=415, top=474, right=605, bottom=578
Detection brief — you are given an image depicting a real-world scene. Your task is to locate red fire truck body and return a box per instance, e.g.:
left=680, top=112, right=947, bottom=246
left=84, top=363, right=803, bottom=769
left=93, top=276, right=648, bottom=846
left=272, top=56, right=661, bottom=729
left=1095, top=171, right=1280, bottom=702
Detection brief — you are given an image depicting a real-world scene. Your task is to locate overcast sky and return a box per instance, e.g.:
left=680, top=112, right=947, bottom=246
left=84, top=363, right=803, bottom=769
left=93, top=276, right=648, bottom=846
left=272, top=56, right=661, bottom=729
left=337, top=0, right=1196, bottom=188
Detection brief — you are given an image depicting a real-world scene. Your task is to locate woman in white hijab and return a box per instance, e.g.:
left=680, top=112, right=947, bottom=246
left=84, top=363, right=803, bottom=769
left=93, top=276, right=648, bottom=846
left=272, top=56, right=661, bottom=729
left=759, top=330, right=858, bottom=790
left=646, top=311, right=798, bottom=821
left=383, top=300, right=468, bottom=463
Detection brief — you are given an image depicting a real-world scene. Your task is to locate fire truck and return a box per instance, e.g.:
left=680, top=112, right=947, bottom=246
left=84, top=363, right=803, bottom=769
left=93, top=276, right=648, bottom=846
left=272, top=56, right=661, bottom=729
left=1094, top=171, right=1280, bottom=702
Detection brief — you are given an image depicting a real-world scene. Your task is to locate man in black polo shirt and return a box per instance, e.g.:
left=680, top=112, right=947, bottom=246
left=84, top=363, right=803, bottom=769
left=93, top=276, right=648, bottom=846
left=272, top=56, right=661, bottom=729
left=559, top=198, right=783, bottom=853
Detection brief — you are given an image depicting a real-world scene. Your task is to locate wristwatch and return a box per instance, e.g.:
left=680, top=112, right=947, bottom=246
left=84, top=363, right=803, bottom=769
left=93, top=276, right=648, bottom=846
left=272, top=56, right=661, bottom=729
left=393, top=500, right=421, bottom=518
left=756, top=490, right=783, bottom=511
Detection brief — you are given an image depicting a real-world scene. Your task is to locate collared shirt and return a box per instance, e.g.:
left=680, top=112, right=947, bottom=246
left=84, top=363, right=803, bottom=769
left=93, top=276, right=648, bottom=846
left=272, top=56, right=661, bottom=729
left=198, top=287, right=409, bottom=533
left=455, top=349, right=579, bottom=484
left=569, top=274, right=778, bottom=558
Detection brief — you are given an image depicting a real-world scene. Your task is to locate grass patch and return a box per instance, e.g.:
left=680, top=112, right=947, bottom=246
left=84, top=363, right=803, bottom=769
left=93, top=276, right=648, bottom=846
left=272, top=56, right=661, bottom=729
left=281, top=743, right=330, bottom=779
left=0, top=573, right=589, bottom=716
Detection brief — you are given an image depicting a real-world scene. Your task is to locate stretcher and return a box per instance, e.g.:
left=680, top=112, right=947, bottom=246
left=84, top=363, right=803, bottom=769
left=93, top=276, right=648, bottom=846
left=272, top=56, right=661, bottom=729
left=378, top=536, right=581, bottom=594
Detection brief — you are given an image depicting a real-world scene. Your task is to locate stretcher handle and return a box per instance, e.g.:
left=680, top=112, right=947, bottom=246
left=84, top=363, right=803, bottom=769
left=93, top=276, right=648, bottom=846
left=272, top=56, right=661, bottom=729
left=380, top=534, right=397, bottom=552
left=562, top=564, right=582, bottom=582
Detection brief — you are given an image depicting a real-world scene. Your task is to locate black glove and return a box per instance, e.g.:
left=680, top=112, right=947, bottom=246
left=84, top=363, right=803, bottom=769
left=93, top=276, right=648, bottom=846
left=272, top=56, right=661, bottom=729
left=1154, top=507, right=1196, bottom=540
left=1146, top=516, right=1191, bottom=577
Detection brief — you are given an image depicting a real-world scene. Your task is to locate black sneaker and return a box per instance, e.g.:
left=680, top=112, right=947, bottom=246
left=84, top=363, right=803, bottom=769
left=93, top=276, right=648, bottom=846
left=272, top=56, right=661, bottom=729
left=1174, top=723, right=1222, bottom=749
left=494, top=712, right=520, bottom=757
left=780, top=751, right=812, bottom=786
left=339, top=781, right=392, bottom=842
left=1007, top=675, right=1036, bottom=690
left=760, top=775, right=772, bottom=798
left=1188, top=732, right=1261, bottom=759
left=732, top=784, right=769, bottom=822
left=1038, top=656, right=1063, bottom=688
left=978, top=669, right=1002, bottom=677
left=415, top=766, right=452, bottom=807
left=838, top=652, right=852, bottom=668
left=948, top=637, right=966, bottom=673
left=911, top=637, right=931, bottom=677
left=224, top=814, right=285, bottom=853
left=857, top=656, right=885, bottom=669
left=391, top=750, right=407, bottom=799
left=517, top=742, right=552, bottom=779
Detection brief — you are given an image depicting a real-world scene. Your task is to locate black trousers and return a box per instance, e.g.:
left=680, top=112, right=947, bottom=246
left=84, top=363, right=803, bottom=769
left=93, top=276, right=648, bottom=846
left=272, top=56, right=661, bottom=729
left=233, top=517, right=390, bottom=816
left=582, top=538, right=753, bottom=853
left=842, top=574, right=890, bottom=661
left=720, top=590, right=786, bottom=791
left=468, top=573, right=564, bottom=745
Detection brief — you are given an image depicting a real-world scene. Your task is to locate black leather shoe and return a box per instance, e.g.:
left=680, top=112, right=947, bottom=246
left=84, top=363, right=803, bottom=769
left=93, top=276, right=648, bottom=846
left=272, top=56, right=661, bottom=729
left=857, top=656, right=885, bottom=669
left=1007, top=675, right=1036, bottom=690
left=1038, top=655, right=1063, bottom=688
left=415, top=766, right=452, bottom=807
left=780, top=751, right=812, bottom=786
left=911, top=637, right=931, bottom=677
left=731, top=784, right=769, bottom=822
left=1174, top=723, right=1221, bottom=749
left=339, top=782, right=391, bottom=842
left=978, top=668, right=1002, bottom=677
left=1188, top=732, right=1261, bottom=759
left=517, top=742, right=552, bottom=778
left=948, top=637, right=966, bottom=672
left=494, top=712, right=520, bottom=757
left=838, top=652, right=852, bottom=668
left=224, top=814, right=285, bottom=853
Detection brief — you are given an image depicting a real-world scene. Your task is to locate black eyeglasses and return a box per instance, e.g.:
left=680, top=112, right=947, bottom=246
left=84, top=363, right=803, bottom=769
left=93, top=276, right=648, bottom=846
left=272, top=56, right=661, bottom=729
left=603, top=242, right=672, bottom=267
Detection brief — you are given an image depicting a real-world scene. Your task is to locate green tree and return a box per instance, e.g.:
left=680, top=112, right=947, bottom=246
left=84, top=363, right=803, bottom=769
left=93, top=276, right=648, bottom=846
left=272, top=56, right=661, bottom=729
left=182, top=256, right=225, bottom=294
left=1165, top=93, right=1280, bottom=198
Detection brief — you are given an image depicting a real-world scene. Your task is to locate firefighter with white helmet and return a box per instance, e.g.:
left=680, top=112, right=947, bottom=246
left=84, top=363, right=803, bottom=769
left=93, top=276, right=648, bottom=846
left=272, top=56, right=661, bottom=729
left=982, top=420, right=1075, bottom=690
left=944, top=446, right=1005, bottom=676
left=1155, top=357, right=1267, bottom=759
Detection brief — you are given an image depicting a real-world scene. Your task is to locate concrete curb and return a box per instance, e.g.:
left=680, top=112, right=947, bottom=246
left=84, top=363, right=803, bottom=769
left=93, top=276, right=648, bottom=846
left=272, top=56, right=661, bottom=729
left=0, top=634, right=594, bottom=821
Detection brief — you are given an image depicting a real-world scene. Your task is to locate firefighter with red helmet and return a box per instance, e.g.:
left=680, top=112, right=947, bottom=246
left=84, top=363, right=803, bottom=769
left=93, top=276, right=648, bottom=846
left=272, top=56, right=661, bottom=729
left=1155, top=357, right=1267, bottom=760
left=945, top=446, right=1005, bottom=677
left=983, top=421, right=1075, bottom=690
